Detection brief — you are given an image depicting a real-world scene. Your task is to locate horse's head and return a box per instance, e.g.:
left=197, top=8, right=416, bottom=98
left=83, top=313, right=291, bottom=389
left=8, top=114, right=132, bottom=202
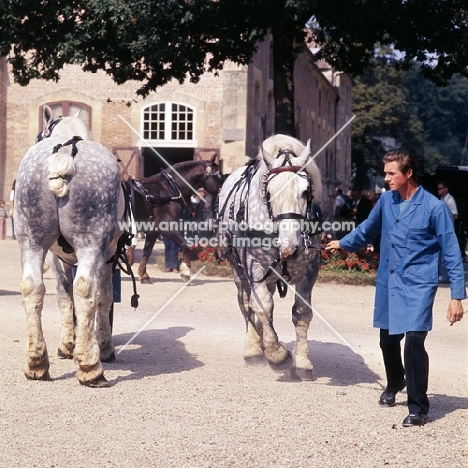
left=259, top=135, right=322, bottom=259
left=36, top=105, right=93, bottom=142
left=202, top=154, right=223, bottom=194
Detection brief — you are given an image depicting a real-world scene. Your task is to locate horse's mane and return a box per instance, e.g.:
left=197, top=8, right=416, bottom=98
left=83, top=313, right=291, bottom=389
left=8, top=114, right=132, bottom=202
left=52, top=116, right=93, bottom=141
left=256, top=134, right=323, bottom=203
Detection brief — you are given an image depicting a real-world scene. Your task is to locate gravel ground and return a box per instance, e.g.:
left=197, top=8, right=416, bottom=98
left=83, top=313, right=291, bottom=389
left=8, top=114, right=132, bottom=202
left=1, top=237, right=467, bottom=468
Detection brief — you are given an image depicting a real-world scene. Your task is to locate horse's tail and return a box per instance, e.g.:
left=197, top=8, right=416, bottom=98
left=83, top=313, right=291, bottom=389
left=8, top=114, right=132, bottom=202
left=47, top=149, right=75, bottom=197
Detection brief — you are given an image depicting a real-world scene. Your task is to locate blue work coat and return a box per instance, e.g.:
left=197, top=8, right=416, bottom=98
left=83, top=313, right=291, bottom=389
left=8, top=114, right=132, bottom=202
left=340, top=186, right=467, bottom=334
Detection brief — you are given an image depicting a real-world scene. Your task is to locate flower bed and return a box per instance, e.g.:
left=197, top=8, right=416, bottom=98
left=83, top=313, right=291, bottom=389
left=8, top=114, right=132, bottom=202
left=319, top=247, right=378, bottom=285
left=156, top=245, right=379, bottom=284
left=321, top=247, right=379, bottom=274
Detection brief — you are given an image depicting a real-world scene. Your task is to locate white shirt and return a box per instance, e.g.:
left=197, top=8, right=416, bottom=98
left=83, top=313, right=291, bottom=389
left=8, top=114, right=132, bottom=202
left=442, top=192, right=458, bottom=216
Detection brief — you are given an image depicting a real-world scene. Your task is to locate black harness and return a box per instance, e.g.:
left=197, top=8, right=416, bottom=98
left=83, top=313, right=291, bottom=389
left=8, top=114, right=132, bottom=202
left=217, top=151, right=320, bottom=298
left=36, top=116, right=63, bottom=142
left=52, top=136, right=83, bottom=157
left=127, top=163, right=221, bottom=216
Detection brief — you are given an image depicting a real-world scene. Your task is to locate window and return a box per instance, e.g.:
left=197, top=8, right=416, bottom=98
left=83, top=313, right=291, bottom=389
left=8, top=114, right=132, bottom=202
left=143, top=102, right=195, bottom=144
left=40, top=102, right=91, bottom=129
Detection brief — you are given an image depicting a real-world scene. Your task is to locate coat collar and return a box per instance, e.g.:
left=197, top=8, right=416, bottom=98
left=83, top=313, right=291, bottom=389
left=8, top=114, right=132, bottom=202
left=391, top=185, right=423, bottom=220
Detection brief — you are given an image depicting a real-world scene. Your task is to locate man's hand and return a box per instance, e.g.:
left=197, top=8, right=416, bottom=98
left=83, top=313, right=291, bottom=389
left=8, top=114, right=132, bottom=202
left=447, top=299, right=464, bottom=326
left=326, top=240, right=341, bottom=251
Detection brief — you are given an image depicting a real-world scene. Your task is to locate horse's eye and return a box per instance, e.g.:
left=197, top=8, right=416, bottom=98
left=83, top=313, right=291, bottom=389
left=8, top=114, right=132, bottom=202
left=302, top=191, right=309, bottom=199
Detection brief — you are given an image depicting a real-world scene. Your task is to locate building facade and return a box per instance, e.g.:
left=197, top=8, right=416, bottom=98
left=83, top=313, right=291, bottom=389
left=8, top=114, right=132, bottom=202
left=0, top=35, right=352, bottom=212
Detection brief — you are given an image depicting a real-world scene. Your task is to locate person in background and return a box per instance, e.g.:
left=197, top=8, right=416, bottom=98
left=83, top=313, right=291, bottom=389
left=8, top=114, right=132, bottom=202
left=437, top=182, right=457, bottom=219
left=0, top=200, right=7, bottom=240
left=333, top=188, right=351, bottom=239
left=437, top=181, right=460, bottom=281
left=326, top=150, right=466, bottom=428
left=349, top=187, right=374, bottom=226
left=333, top=188, right=347, bottom=221
left=162, top=236, right=180, bottom=273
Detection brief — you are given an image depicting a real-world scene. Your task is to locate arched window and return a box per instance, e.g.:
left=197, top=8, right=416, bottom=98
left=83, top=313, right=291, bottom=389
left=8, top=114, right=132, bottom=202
left=39, top=102, right=92, bottom=129
left=143, top=102, right=195, bottom=145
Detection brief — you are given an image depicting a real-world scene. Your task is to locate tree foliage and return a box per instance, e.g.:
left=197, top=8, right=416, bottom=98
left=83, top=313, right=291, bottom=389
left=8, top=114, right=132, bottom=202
left=352, top=55, right=468, bottom=187
left=1, top=1, right=468, bottom=136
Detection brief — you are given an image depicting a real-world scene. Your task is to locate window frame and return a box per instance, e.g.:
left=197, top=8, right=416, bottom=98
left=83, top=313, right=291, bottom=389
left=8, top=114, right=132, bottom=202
left=39, top=101, right=92, bottom=130
left=142, top=102, right=196, bottom=147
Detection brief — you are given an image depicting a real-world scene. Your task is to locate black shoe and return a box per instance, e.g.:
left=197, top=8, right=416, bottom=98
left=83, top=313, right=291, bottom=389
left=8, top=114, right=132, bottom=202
left=379, top=380, right=406, bottom=407
left=402, top=413, right=428, bottom=427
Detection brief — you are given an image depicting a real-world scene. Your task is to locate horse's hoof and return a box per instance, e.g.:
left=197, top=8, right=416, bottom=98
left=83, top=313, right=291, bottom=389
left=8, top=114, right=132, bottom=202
left=180, top=274, right=191, bottom=282
left=57, top=348, right=73, bottom=359
left=101, top=351, right=116, bottom=363
left=25, top=369, right=51, bottom=381
left=268, top=351, right=293, bottom=373
left=244, top=355, right=267, bottom=366
left=290, top=368, right=314, bottom=381
left=140, top=276, right=153, bottom=285
left=79, top=375, right=109, bottom=388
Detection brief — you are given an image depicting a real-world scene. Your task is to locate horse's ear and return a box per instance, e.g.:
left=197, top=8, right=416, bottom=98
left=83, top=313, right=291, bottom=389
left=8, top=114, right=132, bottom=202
left=43, top=105, right=52, bottom=129
left=261, top=146, right=275, bottom=167
left=210, top=154, right=216, bottom=164
left=295, top=139, right=312, bottom=167
left=73, top=109, right=81, bottom=118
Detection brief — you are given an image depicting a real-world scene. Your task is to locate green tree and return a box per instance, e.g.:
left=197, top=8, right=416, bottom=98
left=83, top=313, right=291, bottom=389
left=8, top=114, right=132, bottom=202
left=352, top=55, right=468, bottom=186
left=1, top=0, right=468, bottom=136
left=405, top=70, right=468, bottom=167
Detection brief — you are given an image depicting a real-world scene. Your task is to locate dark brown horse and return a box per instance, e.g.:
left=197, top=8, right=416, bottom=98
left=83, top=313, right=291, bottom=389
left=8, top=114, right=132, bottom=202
left=126, top=156, right=222, bottom=283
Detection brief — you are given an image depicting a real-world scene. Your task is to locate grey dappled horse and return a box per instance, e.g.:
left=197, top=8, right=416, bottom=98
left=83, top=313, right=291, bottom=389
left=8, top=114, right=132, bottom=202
left=217, top=135, right=323, bottom=379
left=14, top=106, right=125, bottom=387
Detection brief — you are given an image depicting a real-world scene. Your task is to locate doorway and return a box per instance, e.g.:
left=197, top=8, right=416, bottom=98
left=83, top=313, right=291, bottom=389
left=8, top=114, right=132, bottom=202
left=142, top=147, right=194, bottom=177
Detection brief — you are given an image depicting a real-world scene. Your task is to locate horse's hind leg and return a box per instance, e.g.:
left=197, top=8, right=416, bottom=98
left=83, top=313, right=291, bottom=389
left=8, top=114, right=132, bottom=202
left=73, top=255, right=108, bottom=387
left=45, top=252, right=75, bottom=359
left=20, top=254, right=50, bottom=381
left=95, top=264, right=115, bottom=363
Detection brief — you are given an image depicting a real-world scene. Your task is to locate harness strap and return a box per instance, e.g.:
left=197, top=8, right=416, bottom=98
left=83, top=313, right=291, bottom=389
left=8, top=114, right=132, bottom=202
left=52, top=136, right=83, bottom=157
left=128, top=173, right=184, bottom=209
left=111, top=238, right=140, bottom=309
left=216, top=161, right=258, bottom=222
left=251, top=257, right=290, bottom=298
left=160, top=170, right=186, bottom=207
left=36, top=116, right=63, bottom=142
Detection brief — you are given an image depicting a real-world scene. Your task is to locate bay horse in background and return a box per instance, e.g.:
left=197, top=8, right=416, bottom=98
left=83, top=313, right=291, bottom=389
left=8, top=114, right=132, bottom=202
left=126, top=156, right=222, bottom=283
left=14, top=105, right=128, bottom=387
left=217, top=134, right=323, bottom=380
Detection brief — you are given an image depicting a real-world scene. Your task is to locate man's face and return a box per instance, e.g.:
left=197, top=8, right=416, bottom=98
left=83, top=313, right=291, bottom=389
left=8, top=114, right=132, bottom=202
left=384, top=161, right=411, bottom=192
left=437, top=184, right=448, bottom=197
left=350, top=190, right=360, bottom=201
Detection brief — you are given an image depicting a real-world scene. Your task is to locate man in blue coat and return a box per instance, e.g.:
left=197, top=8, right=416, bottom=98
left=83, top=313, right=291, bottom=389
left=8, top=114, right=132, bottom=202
left=327, top=150, right=466, bottom=427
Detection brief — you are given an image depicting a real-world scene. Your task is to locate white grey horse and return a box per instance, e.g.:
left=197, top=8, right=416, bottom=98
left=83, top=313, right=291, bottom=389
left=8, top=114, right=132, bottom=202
left=14, top=106, right=125, bottom=387
left=217, top=134, right=323, bottom=379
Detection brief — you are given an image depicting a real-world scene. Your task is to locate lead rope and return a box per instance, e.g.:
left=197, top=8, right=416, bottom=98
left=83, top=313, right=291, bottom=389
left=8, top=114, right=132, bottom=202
left=111, top=231, right=140, bottom=309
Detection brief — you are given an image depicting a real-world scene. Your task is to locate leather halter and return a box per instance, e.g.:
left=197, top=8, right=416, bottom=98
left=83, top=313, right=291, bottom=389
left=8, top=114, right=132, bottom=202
left=262, top=165, right=313, bottom=223
left=36, top=116, right=63, bottom=142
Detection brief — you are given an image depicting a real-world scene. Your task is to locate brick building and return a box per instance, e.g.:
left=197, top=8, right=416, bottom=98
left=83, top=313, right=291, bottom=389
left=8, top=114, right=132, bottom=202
left=0, top=34, right=352, bottom=212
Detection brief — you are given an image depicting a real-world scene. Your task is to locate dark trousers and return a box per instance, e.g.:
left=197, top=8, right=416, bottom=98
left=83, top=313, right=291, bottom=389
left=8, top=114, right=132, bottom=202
left=163, top=236, right=180, bottom=270
left=379, top=329, right=429, bottom=415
